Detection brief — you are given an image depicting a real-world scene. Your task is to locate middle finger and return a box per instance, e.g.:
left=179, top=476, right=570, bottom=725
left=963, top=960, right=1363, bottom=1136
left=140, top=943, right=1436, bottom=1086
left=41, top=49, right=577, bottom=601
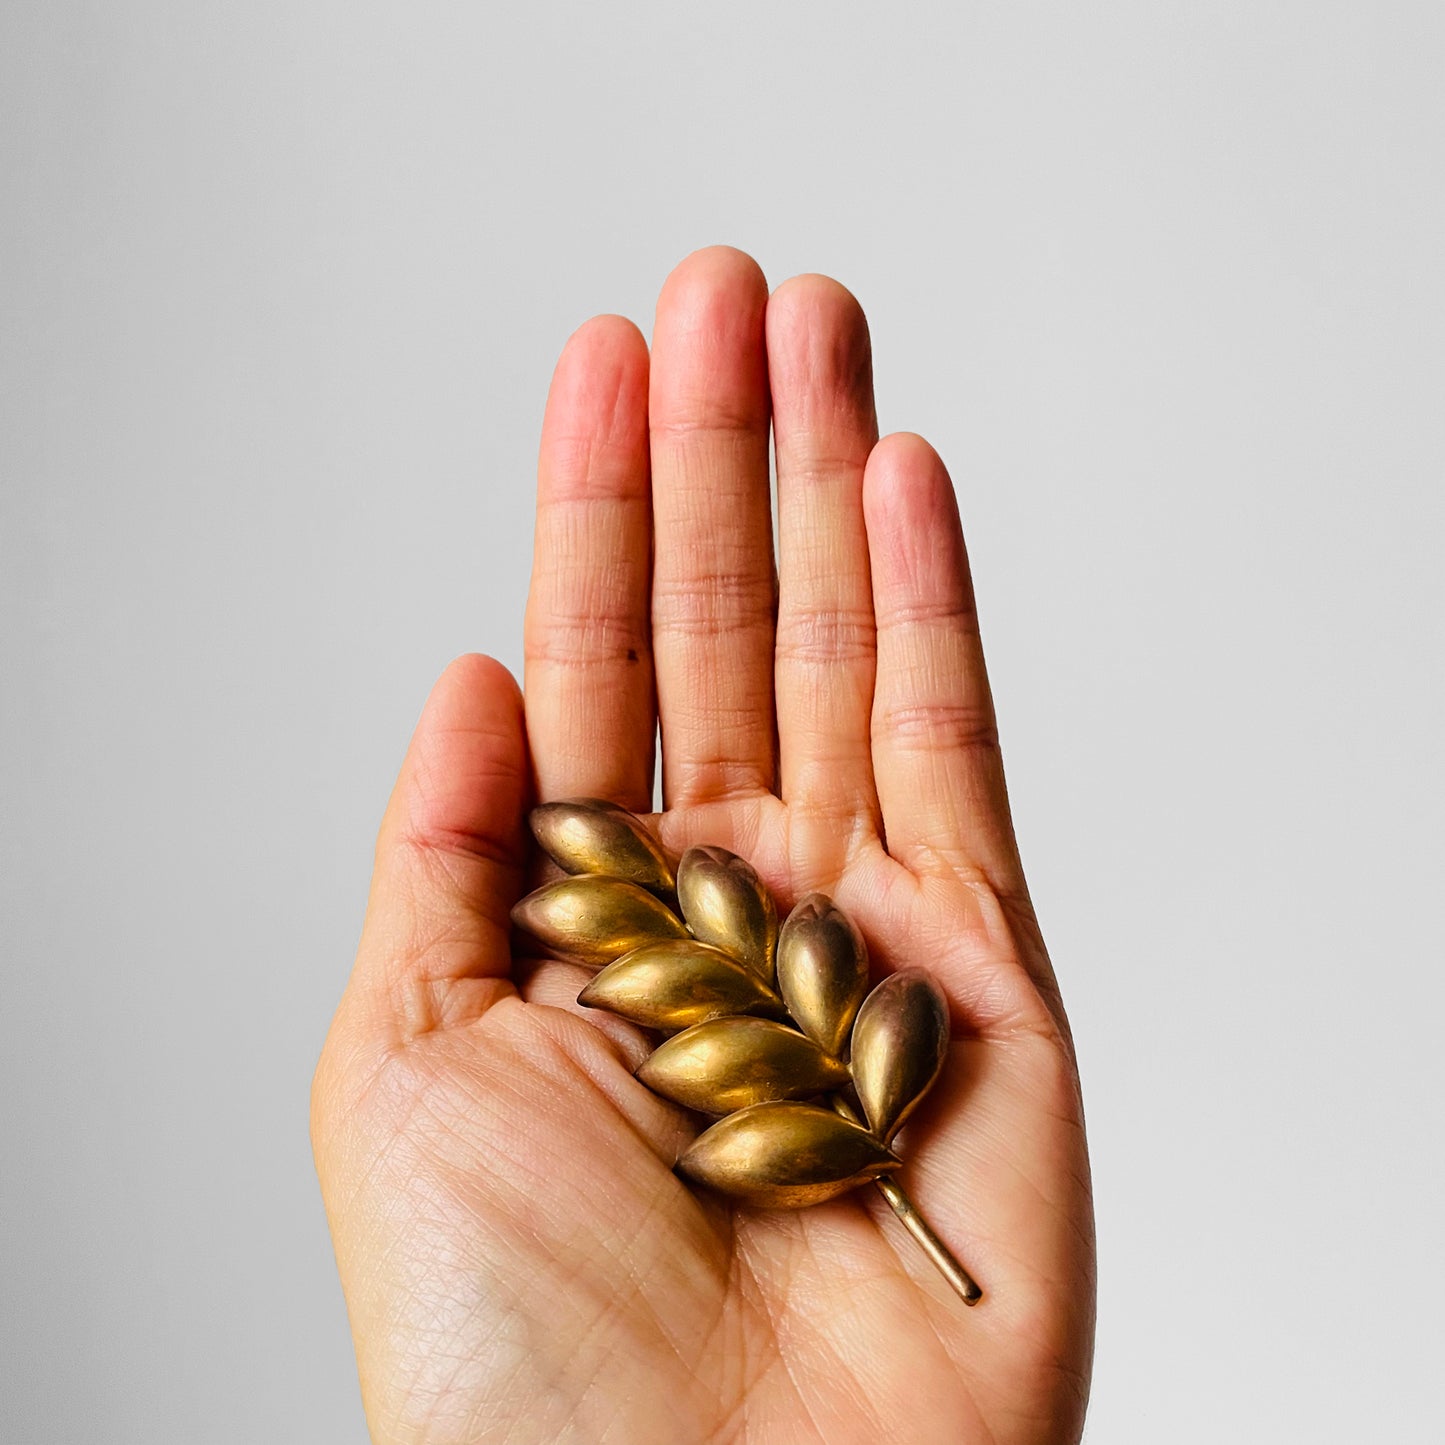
left=649, top=246, right=777, bottom=808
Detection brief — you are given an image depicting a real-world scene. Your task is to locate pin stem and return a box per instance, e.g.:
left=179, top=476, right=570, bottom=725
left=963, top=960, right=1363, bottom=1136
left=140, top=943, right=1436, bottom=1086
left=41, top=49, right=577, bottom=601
left=831, top=1094, right=982, bottom=1305
left=871, top=1175, right=982, bottom=1305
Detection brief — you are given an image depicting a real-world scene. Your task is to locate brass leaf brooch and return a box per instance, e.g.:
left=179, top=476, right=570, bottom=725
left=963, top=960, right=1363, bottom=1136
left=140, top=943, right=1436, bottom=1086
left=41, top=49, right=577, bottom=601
left=511, top=798, right=982, bottom=1304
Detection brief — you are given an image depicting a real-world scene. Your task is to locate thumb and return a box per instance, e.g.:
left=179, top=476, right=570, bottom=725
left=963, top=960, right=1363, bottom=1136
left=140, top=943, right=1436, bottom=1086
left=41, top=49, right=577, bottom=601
left=335, top=653, right=531, bottom=1056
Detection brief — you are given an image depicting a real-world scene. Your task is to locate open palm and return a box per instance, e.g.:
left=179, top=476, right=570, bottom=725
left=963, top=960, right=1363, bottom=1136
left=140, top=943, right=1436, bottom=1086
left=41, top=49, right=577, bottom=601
left=312, top=248, right=1095, bottom=1444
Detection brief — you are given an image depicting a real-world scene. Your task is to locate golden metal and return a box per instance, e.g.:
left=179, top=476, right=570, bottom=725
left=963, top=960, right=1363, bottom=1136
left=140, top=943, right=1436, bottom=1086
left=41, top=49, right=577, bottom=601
left=529, top=798, right=676, bottom=897
left=676, top=845, right=778, bottom=982
left=637, top=1016, right=852, bottom=1115
left=577, top=940, right=788, bottom=1031
left=677, top=1100, right=900, bottom=1208
left=510, top=875, right=688, bottom=969
left=515, top=808, right=985, bottom=1306
left=874, top=1177, right=983, bottom=1305
left=832, top=1095, right=982, bottom=1305
left=776, top=893, right=870, bottom=1059
left=849, top=967, right=951, bottom=1144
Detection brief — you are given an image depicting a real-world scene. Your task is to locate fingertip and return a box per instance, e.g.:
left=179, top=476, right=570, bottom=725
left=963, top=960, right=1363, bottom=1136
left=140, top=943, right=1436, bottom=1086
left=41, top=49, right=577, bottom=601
left=766, top=274, right=874, bottom=420
left=548, top=314, right=649, bottom=418
left=541, top=317, right=651, bottom=498
left=767, top=272, right=869, bottom=345
left=393, top=653, right=530, bottom=854
left=425, top=653, right=523, bottom=733
left=866, top=431, right=950, bottom=491
left=654, top=248, right=770, bottom=368
left=864, top=434, right=963, bottom=580
left=558, top=312, right=649, bottom=367
left=434, top=650, right=522, bottom=699
left=659, top=245, right=769, bottom=311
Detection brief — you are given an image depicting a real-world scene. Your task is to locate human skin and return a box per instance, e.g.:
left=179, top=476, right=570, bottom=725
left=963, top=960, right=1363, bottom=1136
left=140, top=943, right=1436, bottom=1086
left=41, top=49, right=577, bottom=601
left=311, top=247, right=1096, bottom=1444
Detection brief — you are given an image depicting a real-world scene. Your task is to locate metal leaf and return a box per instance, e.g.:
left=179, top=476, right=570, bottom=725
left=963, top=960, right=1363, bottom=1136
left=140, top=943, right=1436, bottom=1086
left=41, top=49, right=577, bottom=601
left=676, top=845, right=778, bottom=982
left=638, top=1017, right=851, bottom=1114
left=678, top=1101, right=900, bottom=1208
left=578, top=940, right=786, bottom=1031
left=529, top=798, right=676, bottom=897
left=776, top=893, right=870, bottom=1059
left=850, top=968, right=951, bottom=1144
left=510, top=876, right=687, bottom=969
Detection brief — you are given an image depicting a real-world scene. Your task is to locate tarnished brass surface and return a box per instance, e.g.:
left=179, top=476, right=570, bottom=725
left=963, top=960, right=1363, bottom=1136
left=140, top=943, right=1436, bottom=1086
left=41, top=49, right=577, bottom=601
left=510, top=876, right=687, bottom=969
left=512, top=800, right=983, bottom=1303
left=850, top=967, right=951, bottom=1144
left=678, top=1101, right=900, bottom=1208
left=676, top=846, right=778, bottom=982
left=529, top=798, right=676, bottom=897
left=578, top=940, right=787, bottom=1031
left=776, top=894, right=870, bottom=1059
left=638, top=1016, right=852, bottom=1115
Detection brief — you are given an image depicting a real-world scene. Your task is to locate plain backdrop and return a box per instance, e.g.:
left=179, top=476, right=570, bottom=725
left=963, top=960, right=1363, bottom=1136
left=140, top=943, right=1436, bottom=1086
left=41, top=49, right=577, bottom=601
left=3, top=3, right=1442, bottom=1441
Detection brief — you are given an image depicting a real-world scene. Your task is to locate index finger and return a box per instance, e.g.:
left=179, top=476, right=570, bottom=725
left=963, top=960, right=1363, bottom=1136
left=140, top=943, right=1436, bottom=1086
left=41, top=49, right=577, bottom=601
left=523, top=315, right=656, bottom=811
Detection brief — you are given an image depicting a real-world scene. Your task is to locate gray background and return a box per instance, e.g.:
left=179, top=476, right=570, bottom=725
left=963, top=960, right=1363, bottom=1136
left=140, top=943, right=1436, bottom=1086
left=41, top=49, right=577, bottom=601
left=3, top=3, right=1442, bottom=1441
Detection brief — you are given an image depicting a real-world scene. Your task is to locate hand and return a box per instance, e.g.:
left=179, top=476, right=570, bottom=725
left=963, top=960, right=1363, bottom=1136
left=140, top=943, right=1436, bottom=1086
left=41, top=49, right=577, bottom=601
left=312, top=247, right=1095, bottom=1444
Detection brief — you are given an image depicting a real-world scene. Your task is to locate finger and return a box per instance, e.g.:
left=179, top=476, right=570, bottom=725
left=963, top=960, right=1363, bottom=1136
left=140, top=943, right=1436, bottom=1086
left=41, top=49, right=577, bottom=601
left=524, top=315, right=655, bottom=810
left=864, top=434, right=1024, bottom=893
left=649, top=246, right=776, bottom=807
left=767, top=274, right=881, bottom=876
left=345, top=654, right=530, bottom=1043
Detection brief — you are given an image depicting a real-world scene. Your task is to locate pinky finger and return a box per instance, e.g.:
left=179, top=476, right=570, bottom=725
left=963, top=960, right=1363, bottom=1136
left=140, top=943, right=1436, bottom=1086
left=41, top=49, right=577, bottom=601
left=864, top=433, right=1024, bottom=895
